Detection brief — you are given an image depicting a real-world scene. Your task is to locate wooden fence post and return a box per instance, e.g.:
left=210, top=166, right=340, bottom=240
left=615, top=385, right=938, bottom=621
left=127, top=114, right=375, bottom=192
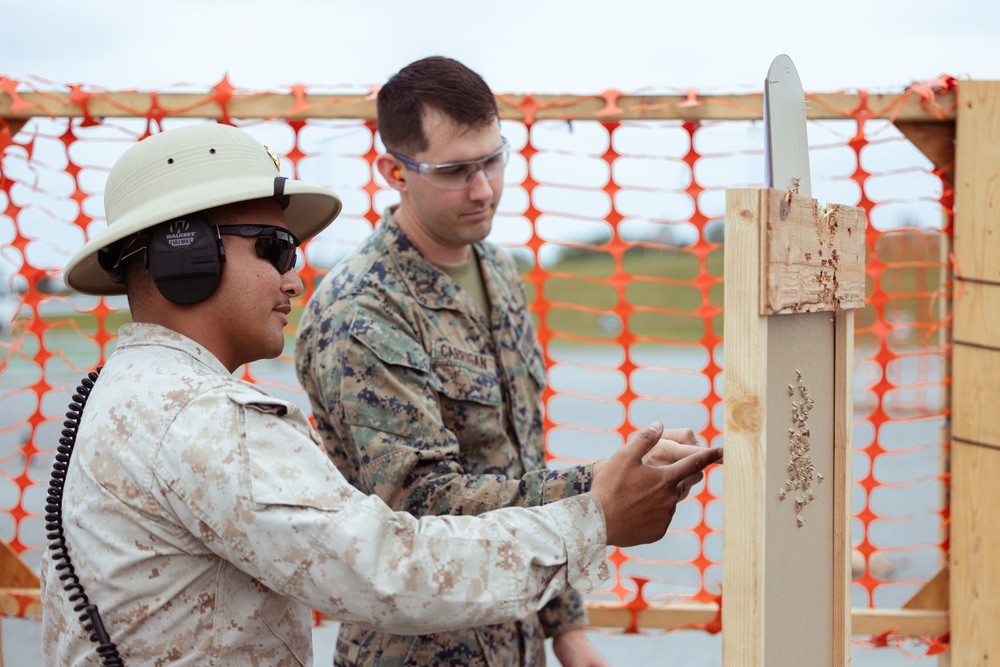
left=950, top=79, right=1000, bottom=666
left=722, top=56, right=864, bottom=667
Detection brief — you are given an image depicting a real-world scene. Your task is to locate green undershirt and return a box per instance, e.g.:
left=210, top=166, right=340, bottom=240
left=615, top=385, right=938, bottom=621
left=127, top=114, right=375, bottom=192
left=437, top=252, right=490, bottom=318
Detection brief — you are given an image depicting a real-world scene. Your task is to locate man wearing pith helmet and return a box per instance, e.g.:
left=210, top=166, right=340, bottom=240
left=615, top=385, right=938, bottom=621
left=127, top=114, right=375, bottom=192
left=40, top=121, right=725, bottom=666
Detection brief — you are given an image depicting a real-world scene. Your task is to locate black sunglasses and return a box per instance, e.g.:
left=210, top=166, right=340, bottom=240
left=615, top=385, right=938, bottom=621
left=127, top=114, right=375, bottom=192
left=217, top=225, right=300, bottom=274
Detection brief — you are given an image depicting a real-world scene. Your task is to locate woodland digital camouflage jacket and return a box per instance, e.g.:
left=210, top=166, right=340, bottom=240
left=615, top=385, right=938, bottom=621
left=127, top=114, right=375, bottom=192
left=296, top=209, right=598, bottom=666
left=40, top=323, right=610, bottom=666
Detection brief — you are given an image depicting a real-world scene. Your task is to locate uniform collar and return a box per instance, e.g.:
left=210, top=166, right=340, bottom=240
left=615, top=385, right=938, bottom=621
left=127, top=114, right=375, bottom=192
left=116, top=322, right=233, bottom=375
left=376, top=207, right=517, bottom=328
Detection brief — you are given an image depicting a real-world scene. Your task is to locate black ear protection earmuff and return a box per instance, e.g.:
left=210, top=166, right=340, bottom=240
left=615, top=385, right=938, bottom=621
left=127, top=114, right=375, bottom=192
left=97, top=213, right=224, bottom=305
left=146, top=212, right=226, bottom=305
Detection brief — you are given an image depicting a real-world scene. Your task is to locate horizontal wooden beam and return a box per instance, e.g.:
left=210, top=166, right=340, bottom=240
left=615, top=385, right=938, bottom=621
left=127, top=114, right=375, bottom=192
left=588, top=604, right=946, bottom=636
left=0, top=90, right=956, bottom=123
left=851, top=608, right=949, bottom=637
left=0, top=588, right=42, bottom=617
left=2, top=588, right=945, bottom=638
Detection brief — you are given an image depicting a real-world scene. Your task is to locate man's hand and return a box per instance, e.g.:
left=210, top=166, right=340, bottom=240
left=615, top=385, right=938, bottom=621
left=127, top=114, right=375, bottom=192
left=591, top=422, right=723, bottom=548
left=642, top=428, right=712, bottom=500
left=642, top=428, right=699, bottom=465
left=551, top=628, right=610, bottom=667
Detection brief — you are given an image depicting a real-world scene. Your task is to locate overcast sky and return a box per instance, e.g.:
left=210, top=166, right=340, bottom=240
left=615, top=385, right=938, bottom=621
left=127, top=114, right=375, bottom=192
left=4, top=0, right=998, bottom=95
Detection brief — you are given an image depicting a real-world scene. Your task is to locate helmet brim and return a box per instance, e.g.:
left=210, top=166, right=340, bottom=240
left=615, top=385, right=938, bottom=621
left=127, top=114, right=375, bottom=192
left=63, top=124, right=343, bottom=296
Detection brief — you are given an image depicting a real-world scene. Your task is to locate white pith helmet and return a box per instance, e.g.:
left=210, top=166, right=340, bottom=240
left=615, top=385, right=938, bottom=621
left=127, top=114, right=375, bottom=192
left=64, top=123, right=342, bottom=295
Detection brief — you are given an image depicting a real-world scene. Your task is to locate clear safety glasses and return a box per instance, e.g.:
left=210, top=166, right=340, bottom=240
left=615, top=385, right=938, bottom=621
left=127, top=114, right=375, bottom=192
left=388, top=137, right=510, bottom=190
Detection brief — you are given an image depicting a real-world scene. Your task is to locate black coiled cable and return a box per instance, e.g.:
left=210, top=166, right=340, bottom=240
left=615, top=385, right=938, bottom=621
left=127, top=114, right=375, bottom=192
left=45, top=366, right=125, bottom=666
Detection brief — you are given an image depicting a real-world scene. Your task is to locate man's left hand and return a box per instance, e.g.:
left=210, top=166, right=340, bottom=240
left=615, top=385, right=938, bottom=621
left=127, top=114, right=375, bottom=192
left=552, top=628, right=610, bottom=667
left=642, top=428, right=715, bottom=501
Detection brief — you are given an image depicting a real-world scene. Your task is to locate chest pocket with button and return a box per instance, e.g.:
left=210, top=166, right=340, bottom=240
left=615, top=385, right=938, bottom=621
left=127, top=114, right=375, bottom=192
left=429, top=340, right=506, bottom=467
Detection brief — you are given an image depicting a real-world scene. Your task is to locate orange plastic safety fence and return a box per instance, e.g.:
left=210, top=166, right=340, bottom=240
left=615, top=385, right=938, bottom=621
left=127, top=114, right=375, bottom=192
left=0, top=79, right=952, bottom=654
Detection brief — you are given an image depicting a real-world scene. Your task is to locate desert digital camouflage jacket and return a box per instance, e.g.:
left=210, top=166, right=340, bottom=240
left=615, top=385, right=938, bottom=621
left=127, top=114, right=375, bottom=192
left=295, top=208, right=597, bottom=666
left=40, top=323, right=610, bottom=667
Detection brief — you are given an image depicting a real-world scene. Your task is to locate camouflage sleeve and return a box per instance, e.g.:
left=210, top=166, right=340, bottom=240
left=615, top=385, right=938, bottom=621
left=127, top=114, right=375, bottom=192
left=303, top=298, right=594, bottom=516
left=538, top=588, right=590, bottom=637
left=152, top=388, right=610, bottom=633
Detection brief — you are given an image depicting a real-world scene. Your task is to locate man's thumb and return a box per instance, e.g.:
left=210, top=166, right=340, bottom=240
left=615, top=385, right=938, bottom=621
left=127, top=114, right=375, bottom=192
left=622, top=421, right=664, bottom=461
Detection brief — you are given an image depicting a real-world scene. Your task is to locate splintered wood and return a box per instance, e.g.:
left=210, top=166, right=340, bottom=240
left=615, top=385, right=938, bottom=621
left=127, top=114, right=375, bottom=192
left=761, top=188, right=866, bottom=315
left=779, top=369, right=823, bottom=527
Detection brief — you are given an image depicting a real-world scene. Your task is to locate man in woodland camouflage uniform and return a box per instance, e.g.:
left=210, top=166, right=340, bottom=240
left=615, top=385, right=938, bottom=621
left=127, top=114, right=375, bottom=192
left=296, top=56, right=713, bottom=666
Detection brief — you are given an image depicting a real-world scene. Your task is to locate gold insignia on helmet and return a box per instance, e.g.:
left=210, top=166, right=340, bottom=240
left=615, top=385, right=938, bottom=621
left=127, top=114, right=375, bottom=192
left=263, top=145, right=281, bottom=172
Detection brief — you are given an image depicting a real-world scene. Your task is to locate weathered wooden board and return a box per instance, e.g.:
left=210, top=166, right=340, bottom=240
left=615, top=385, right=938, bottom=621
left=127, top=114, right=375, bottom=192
left=760, top=189, right=866, bottom=315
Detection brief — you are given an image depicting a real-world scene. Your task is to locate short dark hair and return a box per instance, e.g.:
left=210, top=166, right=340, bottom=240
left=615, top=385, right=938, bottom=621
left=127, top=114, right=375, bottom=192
left=119, top=239, right=154, bottom=307
left=377, top=56, right=498, bottom=156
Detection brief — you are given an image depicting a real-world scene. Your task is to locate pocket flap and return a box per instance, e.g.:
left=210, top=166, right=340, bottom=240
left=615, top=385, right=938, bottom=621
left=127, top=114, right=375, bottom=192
left=349, top=311, right=431, bottom=373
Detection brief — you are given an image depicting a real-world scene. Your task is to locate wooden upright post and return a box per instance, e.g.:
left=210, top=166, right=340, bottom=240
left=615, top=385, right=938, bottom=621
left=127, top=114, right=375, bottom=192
left=950, top=79, right=1000, bottom=666
left=723, top=56, right=864, bottom=667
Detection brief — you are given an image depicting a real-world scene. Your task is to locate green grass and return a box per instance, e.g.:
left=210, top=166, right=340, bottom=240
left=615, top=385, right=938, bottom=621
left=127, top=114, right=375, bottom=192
left=8, top=236, right=946, bottom=347
left=525, top=246, right=723, bottom=342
